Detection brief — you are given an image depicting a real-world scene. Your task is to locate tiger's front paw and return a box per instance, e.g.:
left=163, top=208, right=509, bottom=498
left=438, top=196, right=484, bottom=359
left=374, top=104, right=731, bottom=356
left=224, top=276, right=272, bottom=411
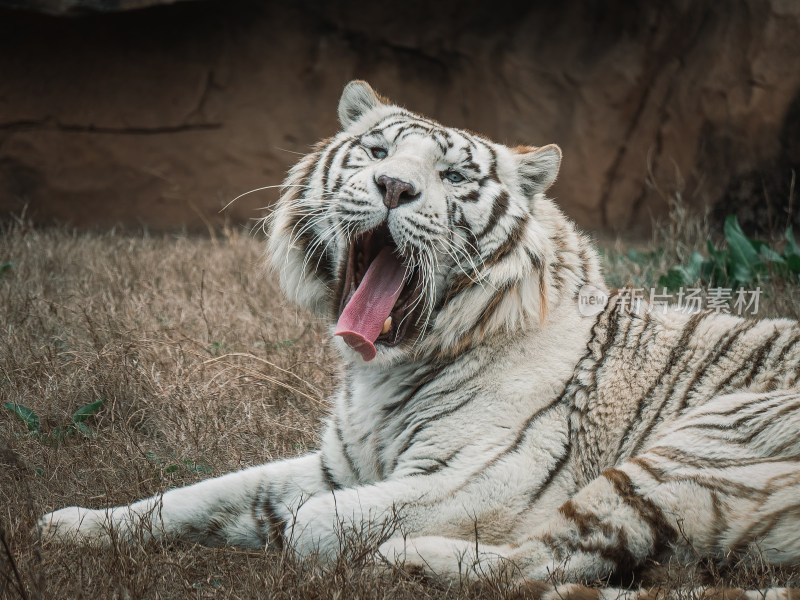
left=38, top=506, right=109, bottom=545
left=379, top=536, right=493, bottom=582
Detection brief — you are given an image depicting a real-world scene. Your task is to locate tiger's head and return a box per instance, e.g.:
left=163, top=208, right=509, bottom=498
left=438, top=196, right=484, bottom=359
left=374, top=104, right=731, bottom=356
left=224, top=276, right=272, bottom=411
left=267, top=81, right=601, bottom=366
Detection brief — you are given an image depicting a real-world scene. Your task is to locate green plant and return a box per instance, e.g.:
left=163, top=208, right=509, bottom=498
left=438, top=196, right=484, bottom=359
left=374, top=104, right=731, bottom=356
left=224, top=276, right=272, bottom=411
left=209, top=341, right=228, bottom=355
left=3, top=398, right=104, bottom=441
left=0, top=261, right=12, bottom=277
left=3, top=403, right=39, bottom=433
left=658, top=215, right=800, bottom=290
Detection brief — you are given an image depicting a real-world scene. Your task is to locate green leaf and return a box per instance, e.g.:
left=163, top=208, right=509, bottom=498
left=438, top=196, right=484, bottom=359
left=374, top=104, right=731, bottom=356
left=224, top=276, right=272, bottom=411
left=627, top=249, right=652, bottom=265
left=188, top=463, right=212, bottom=474
left=759, top=245, right=786, bottom=265
left=209, top=341, right=229, bottom=356
left=759, top=245, right=787, bottom=279
left=184, top=459, right=212, bottom=473
left=0, top=261, right=12, bottom=277
left=786, top=226, right=800, bottom=259
left=724, top=215, right=762, bottom=284
left=685, top=251, right=708, bottom=280
left=707, top=239, right=724, bottom=262
left=703, top=241, right=723, bottom=282
left=165, top=465, right=180, bottom=473
left=3, top=402, right=40, bottom=432
left=658, top=269, right=688, bottom=290
left=71, top=398, right=104, bottom=423
left=787, top=255, right=800, bottom=274
left=73, top=422, right=92, bottom=437
left=657, top=251, right=709, bottom=290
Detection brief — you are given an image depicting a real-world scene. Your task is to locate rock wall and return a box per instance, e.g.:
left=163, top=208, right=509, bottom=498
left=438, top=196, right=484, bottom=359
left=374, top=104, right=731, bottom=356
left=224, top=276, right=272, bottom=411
left=1, top=0, right=799, bottom=234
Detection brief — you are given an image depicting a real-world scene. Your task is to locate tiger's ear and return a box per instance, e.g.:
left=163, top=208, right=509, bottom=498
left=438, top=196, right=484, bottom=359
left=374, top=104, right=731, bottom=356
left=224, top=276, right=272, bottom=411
left=338, top=81, right=387, bottom=129
left=514, top=144, right=562, bottom=197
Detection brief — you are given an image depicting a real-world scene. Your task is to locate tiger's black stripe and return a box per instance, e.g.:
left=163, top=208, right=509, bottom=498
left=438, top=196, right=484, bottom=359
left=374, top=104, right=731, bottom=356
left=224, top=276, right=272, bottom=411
left=249, top=492, right=269, bottom=546
left=320, top=455, right=341, bottom=491
left=603, top=468, right=677, bottom=553
left=584, top=296, right=624, bottom=403
left=774, top=331, right=800, bottom=365
left=550, top=499, right=640, bottom=572
left=391, top=391, right=482, bottom=470
left=485, top=392, right=568, bottom=468
left=624, top=344, right=701, bottom=459
left=714, top=329, right=781, bottom=394
left=647, top=444, right=800, bottom=468
left=675, top=320, right=758, bottom=412
left=613, top=311, right=708, bottom=463
left=477, top=190, right=511, bottom=239
left=674, top=392, right=798, bottom=436
left=262, top=486, right=286, bottom=550
left=524, top=440, right=572, bottom=510
left=483, top=214, right=530, bottom=269
left=320, top=138, right=352, bottom=193
left=335, top=419, right=362, bottom=483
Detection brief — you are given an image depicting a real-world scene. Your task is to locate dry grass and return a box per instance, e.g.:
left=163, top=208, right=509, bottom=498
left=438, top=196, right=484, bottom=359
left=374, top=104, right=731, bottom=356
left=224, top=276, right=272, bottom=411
left=1, top=219, right=799, bottom=599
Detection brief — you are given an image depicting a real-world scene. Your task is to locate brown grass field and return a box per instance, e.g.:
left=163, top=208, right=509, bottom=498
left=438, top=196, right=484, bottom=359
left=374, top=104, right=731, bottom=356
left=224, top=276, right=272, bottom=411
left=2, top=215, right=800, bottom=599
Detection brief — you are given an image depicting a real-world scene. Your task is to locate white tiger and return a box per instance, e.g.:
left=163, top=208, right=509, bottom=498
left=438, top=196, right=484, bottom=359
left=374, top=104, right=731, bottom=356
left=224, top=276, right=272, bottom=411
left=40, top=81, right=800, bottom=597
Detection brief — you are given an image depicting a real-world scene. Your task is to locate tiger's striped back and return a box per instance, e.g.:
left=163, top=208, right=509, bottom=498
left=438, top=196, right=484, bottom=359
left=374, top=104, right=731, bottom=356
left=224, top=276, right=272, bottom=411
left=571, top=297, right=800, bottom=486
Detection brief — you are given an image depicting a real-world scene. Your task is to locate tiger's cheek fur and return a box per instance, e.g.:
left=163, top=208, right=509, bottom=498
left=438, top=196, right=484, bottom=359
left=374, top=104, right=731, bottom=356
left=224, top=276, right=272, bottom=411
left=266, top=207, right=332, bottom=317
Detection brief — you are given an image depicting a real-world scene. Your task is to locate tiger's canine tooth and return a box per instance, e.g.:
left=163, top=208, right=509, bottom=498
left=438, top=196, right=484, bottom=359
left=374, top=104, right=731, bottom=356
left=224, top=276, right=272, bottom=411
left=381, top=317, right=392, bottom=334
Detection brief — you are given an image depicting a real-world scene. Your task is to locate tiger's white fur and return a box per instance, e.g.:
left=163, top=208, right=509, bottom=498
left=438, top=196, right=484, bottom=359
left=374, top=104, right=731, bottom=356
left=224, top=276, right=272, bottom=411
left=40, top=81, right=800, bottom=596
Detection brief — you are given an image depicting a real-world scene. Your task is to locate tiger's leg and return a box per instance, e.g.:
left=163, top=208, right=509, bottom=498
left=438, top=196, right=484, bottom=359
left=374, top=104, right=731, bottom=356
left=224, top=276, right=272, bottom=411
left=40, top=451, right=479, bottom=556
left=383, top=390, right=800, bottom=582
left=40, top=450, right=552, bottom=558
left=39, top=452, right=333, bottom=548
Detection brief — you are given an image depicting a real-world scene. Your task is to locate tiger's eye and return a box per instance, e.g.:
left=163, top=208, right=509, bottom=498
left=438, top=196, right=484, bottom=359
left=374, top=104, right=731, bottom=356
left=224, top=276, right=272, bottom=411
left=371, top=147, right=388, bottom=159
left=444, top=171, right=466, bottom=183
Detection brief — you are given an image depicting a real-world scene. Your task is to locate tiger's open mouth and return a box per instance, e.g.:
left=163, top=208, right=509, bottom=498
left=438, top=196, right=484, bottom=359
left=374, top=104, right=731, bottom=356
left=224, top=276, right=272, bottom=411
left=335, top=223, right=423, bottom=361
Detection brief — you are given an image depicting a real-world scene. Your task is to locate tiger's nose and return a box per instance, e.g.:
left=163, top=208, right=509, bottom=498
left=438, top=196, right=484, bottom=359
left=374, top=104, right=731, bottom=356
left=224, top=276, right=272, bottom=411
left=376, top=175, right=420, bottom=209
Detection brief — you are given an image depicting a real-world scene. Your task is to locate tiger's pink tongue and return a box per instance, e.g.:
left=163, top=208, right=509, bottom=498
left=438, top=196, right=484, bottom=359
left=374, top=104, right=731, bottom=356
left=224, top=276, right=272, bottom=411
left=335, top=247, right=405, bottom=362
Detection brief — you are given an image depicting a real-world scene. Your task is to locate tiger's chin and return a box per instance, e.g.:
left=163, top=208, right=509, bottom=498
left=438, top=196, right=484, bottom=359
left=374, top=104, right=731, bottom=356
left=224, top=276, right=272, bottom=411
left=334, top=222, right=427, bottom=363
